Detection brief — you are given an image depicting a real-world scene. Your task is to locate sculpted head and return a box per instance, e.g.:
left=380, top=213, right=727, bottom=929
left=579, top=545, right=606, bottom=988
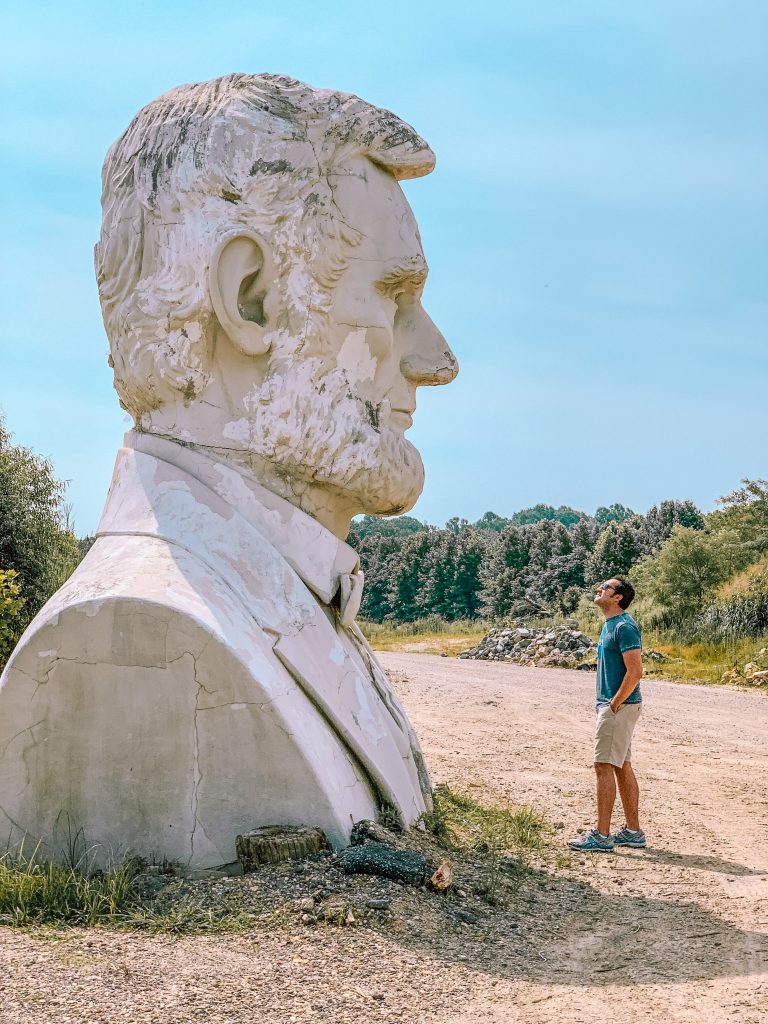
left=96, top=74, right=458, bottom=524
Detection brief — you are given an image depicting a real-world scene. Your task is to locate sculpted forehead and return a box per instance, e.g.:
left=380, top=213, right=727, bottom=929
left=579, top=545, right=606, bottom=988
left=329, top=158, right=424, bottom=263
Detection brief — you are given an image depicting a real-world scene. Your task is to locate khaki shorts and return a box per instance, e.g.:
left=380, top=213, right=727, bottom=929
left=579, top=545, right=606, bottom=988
left=594, top=703, right=642, bottom=767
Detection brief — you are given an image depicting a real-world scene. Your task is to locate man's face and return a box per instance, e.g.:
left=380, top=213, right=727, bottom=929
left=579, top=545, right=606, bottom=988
left=248, top=158, right=458, bottom=516
left=594, top=579, right=623, bottom=610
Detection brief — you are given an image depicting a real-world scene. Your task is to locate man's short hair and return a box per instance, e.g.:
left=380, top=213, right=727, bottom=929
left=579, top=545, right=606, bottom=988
left=613, top=577, right=636, bottom=610
left=95, top=74, right=435, bottom=419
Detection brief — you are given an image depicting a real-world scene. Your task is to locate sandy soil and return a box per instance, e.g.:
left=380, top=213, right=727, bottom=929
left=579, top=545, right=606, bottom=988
left=1, top=654, right=766, bottom=1024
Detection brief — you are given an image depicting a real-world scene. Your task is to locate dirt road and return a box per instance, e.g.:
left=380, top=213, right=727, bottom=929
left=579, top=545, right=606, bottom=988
left=1, top=655, right=766, bottom=1023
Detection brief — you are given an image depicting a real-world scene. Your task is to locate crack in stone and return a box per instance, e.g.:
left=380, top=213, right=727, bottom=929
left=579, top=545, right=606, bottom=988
left=190, top=659, right=204, bottom=863
left=196, top=699, right=276, bottom=713
left=0, top=718, right=47, bottom=759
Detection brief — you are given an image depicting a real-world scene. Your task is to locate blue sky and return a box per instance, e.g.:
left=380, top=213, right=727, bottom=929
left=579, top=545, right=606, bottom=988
left=1, top=1, right=766, bottom=535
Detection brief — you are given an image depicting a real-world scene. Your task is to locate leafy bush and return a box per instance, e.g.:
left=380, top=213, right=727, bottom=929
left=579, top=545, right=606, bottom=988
left=711, top=478, right=768, bottom=560
left=693, top=570, right=768, bottom=642
left=635, top=525, right=733, bottom=618
left=0, top=414, right=81, bottom=659
left=0, top=569, right=25, bottom=668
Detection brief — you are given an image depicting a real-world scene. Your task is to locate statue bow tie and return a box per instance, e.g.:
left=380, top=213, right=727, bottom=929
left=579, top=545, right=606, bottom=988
left=338, top=570, right=364, bottom=627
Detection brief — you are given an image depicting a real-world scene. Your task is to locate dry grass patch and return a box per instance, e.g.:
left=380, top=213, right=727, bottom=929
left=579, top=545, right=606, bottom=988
left=642, top=635, right=768, bottom=685
left=360, top=617, right=487, bottom=655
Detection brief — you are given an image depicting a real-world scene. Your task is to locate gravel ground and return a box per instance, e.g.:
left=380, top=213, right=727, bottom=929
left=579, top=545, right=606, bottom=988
left=1, top=654, right=766, bottom=1024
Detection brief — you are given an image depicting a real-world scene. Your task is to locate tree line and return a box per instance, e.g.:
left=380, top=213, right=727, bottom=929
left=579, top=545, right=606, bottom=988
left=348, top=500, right=705, bottom=622
left=349, top=484, right=768, bottom=644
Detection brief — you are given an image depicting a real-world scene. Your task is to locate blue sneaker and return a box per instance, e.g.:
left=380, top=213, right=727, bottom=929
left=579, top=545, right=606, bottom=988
left=567, top=828, right=614, bottom=852
left=614, top=826, right=646, bottom=848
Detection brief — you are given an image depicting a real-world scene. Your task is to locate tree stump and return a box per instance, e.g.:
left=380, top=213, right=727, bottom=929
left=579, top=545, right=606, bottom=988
left=338, top=842, right=428, bottom=886
left=236, top=826, right=330, bottom=871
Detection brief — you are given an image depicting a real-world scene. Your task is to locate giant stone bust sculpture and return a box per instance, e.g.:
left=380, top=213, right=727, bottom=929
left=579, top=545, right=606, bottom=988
left=0, top=74, right=458, bottom=869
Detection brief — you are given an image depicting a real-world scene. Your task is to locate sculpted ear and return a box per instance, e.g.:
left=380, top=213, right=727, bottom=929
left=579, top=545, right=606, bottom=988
left=209, top=231, right=278, bottom=357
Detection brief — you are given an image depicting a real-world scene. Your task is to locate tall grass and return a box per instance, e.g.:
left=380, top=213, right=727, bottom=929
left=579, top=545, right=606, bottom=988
left=424, top=785, right=547, bottom=855
left=0, top=843, right=138, bottom=926
left=359, top=615, right=489, bottom=641
left=639, top=634, right=768, bottom=685
left=422, top=785, right=548, bottom=904
left=0, top=845, right=250, bottom=932
left=693, top=593, right=768, bottom=643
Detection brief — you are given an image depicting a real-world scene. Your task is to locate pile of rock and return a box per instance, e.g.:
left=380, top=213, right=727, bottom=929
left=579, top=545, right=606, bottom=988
left=721, top=654, right=768, bottom=687
left=459, top=624, right=597, bottom=669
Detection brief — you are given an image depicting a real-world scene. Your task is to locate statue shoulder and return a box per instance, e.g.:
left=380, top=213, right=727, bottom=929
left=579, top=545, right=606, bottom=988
left=3, top=533, right=275, bottom=684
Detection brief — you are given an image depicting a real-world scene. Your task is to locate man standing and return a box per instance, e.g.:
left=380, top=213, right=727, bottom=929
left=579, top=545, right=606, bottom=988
left=568, top=577, right=646, bottom=852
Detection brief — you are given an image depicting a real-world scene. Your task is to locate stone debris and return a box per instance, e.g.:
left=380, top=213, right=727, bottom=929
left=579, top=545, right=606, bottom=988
left=721, top=658, right=768, bottom=686
left=125, top=808, right=515, bottom=938
left=643, top=649, right=670, bottom=662
left=459, top=625, right=597, bottom=669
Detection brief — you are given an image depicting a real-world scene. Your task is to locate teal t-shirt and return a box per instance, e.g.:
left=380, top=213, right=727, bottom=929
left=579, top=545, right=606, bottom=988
left=596, top=612, right=642, bottom=707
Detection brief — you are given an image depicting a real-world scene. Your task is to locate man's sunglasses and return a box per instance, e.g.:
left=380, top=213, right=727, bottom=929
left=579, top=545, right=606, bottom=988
left=597, top=583, right=615, bottom=592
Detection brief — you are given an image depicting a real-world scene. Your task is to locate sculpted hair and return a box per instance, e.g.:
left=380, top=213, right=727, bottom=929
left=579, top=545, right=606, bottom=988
left=95, top=73, right=435, bottom=418
left=614, top=576, right=636, bottom=610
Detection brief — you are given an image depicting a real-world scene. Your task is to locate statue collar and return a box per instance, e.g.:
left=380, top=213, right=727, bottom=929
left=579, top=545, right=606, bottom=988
left=118, top=431, right=364, bottom=624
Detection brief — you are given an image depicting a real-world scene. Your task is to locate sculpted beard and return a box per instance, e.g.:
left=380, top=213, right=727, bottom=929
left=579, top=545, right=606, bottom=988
left=244, top=360, right=425, bottom=515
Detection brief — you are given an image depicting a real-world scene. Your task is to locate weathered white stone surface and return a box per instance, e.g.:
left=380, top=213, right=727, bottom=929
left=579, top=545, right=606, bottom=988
left=0, top=74, right=457, bottom=868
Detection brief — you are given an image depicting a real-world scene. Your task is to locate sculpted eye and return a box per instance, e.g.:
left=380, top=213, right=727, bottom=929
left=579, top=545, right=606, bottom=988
left=376, top=263, right=428, bottom=302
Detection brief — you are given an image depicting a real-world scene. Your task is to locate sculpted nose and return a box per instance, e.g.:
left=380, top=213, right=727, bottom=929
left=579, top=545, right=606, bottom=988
left=399, top=308, right=459, bottom=386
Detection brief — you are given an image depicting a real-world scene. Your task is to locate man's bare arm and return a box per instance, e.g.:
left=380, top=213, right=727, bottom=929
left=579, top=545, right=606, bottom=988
left=610, top=648, right=643, bottom=713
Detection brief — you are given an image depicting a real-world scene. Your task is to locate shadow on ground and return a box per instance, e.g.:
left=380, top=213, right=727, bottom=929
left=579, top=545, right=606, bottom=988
left=362, top=864, right=768, bottom=988
left=636, top=847, right=768, bottom=876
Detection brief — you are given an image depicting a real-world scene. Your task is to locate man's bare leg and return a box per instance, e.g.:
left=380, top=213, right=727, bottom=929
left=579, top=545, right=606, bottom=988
left=595, top=762, right=616, bottom=836
left=614, top=760, right=640, bottom=831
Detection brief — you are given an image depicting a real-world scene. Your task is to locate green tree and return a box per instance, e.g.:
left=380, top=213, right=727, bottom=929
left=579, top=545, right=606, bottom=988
left=479, top=565, right=524, bottom=619
left=0, top=569, right=25, bottom=668
left=0, top=414, right=80, bottom=642
left=417, top=531, right=457, bottom=619
left=638, top=499, right=705, bottom=555
left=350, top=514, right=427, bottom=541
left=473, top=511, right=513, bottom=533
left=570, top=517, right=599, bottom=552
left=711, top=478, right=768, bottom=560
left=585, top=521, right=642, bottom=583
left=445, top=516, right=469, bottom=536
left=510, top=504, right=585, bottom=527
left=639, top=525, right=731, bottom=616
left=356, top=534, right=402, bottom=622
left=528, top=520, right=572, bottom=570
left=595, top=503, right=635, bottom=525
left=387, top=531, right=435, bottom=622
left=450, top=528, right=488, bottom=618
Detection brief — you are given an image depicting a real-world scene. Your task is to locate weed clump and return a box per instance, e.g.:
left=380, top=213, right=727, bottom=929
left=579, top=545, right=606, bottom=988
left=422, top=785, right=547, bottom=904
left=0, top=844, right=138, bottom=927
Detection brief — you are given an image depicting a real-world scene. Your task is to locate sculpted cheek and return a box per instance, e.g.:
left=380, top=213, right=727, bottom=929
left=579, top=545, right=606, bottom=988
left=364, top=324, right=394, bottom=364
left=336, top=329, right=378, bottom=386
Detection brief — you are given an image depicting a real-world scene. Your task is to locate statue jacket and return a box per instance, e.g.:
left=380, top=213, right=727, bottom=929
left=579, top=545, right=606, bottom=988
left=0, top=432, right=432, bottom=868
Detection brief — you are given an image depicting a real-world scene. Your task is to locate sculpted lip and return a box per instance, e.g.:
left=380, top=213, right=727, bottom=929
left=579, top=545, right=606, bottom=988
left=390, top=407, right=415, bottom=428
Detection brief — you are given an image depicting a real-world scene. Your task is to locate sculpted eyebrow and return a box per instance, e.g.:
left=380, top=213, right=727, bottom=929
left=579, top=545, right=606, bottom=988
left=375, top=257, right=428, bottom=297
